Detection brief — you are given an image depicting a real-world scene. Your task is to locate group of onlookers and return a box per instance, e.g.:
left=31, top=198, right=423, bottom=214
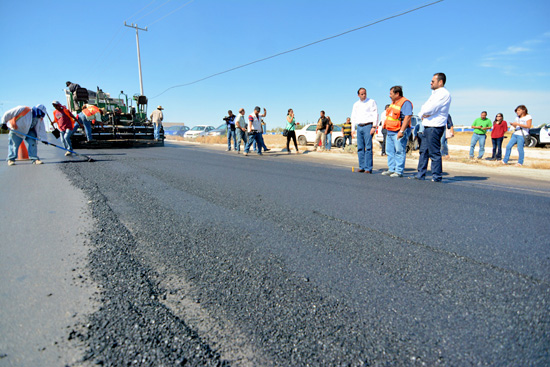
left=469, top=106, right=532, bottom=166
left=224, top=107, right=271, bottom=155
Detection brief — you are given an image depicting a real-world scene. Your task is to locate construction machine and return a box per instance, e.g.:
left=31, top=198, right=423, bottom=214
left=65, top=86, right=164, bottom=147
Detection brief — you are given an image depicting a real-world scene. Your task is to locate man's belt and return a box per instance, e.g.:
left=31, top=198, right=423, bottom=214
left=358, top=123, right=373, bottom=127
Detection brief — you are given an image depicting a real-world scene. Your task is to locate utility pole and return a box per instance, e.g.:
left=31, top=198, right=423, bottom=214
left=124, top=22, right=148, bottom=96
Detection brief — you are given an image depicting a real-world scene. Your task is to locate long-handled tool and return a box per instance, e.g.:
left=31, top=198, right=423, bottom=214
left=9, top=129, right=95, bottom=162
left=46, top=113, right=61, bottom=139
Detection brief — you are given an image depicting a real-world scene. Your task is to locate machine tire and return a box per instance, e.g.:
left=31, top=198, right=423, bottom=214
left=298, top=135, right=307, bottom=146
left=526, top=136, right=538, bottom=147
left=334, top=137, right=343, bottom=148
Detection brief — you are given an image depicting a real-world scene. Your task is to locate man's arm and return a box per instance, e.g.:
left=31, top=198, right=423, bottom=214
left=397, top=115, right=411, bottom=139
left=420, top=91, right=450, bottom=118
left=261, top=108, right=267, bottom=118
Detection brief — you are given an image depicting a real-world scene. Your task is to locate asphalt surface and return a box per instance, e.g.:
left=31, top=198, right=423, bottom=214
left=3, top=136, right=550, bottom=366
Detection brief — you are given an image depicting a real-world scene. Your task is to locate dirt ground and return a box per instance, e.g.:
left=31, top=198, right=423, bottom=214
left=168, top=132, right=550, bottom=181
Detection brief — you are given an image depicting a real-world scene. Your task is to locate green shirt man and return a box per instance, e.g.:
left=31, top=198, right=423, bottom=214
left=472, top=112, right=492, bottom=134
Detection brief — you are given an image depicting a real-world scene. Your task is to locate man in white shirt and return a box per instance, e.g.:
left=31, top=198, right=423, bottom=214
left=235, top=108, right=247, bottom=153
left=244, top=106, right=266, bottom=156
left=415, top=73, right=451, bottom=182
left=350, top=87, right=378, bottom=173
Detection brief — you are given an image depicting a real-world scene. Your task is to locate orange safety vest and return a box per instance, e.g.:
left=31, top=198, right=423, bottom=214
left=9, top=107, right=31, bottom=129
left=83, top=105, right=100, bottom=117
left=385, top=97, right=413, bottom=132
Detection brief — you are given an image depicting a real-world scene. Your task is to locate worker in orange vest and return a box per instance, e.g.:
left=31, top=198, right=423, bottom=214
left=381, top=85, right=413, bottom=178
left=2, top=105, right=48, bottom=165
left=73, top=104, right=102, bottom=142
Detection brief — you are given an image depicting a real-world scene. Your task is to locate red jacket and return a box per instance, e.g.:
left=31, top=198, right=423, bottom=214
left=491, top=120, right=508, bottom=139
left=53, top=106, right=76, bottom=132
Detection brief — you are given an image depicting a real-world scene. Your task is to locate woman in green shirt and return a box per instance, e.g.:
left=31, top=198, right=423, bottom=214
left=286, top=109, right=299, bottom=153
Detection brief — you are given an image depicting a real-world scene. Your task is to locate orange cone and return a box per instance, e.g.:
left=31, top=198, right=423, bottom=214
left=17, top=142, right=30, bottom=160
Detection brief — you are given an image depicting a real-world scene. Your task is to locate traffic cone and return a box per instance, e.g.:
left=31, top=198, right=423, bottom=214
left=17, top=142, right=30, bottom=161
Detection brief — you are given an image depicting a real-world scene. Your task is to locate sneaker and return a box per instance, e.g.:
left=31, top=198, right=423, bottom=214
left=226, top=149, right=231, bottom=151
left=65, top=151, right=71, bottom=156
left=381, top=171, right=394, bottom=176
left=390, top=172, right=403, bottom=178
left=431, top=178, right=442, bottom=182
left=33, top=159, right=43, bottom=165
left=7, top=160, right=15, bottom=166
left=357, top=169, right=365, bottom=173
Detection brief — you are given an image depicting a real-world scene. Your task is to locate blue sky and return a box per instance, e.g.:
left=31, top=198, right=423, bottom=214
left=1, top=0, right=549, bottom=128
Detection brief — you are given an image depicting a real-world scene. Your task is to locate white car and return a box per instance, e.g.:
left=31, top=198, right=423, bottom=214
left=527, top=123, right=550, bottom=147
left=295, top=124, right=344, bottom=148
left=375, top=115, right=421, bottom=152
left=185, top=125, right=216, bottom=138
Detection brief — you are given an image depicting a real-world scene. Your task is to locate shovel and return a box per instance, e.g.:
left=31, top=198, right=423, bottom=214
left=9, top=128, right=95, bottom=162
left=46, top=113, right=61, bottom=139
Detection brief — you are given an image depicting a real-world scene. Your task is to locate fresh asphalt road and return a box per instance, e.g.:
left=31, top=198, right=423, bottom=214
left=2, top=136, right=549, bottom=366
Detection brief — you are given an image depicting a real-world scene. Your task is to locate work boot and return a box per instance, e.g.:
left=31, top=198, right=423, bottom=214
left=7, top=160, right=15, bottom=166
left=65, top=151, right=71, bottom=156
left=390, top=172, right=403, bottom=178
left=33, top=160, right=43, bottom=165
left=381, top=171, right=394, bottom=176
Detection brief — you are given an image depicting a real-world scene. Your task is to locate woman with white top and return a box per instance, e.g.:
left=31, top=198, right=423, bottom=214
left=502, top=105, right=532, bottom=166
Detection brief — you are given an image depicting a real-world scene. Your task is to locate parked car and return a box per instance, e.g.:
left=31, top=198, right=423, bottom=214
left=207, top=123, right=227, bottom=136
left=164, top=125, right=189, bottom=137
left=375, top=115, right=420, bottom=152
left=526, top=123, right=550, bottom=147
left=185, top=125, right=216, bottom=138
left=295, top=124, right=344, bottom=148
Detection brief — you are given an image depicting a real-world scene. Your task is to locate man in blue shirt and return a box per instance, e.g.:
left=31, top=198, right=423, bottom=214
left=381, top=86, right=413, bottom=178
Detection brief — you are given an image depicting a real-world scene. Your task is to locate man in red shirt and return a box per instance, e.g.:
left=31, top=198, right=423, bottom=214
left=490, top=113, right=508, bottom=161
left=52, top=101, right=78, bottom=155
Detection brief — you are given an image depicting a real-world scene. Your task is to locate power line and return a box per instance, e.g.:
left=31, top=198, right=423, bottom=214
left=125, top=0, right=158, bottom=23
left=134, top=0, right=174, bottom=23
left=146, top=0, right=196, bottom=28
left=151, top=0, right=444, bottom=99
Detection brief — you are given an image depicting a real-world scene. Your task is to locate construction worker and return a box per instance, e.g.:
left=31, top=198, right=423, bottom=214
left=2, top=105, right=48, bottom=166
left=52, top=101, right=78, bottom=155
left=74, top=104, right=102, bottom=142
left=66, top=81, right=82, bottom=112
left=150, top=105, right=164, bottom=141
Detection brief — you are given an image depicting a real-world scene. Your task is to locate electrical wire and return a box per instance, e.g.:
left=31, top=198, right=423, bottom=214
left=134, top=0, right=174, bottom=23
left=150, top=0, right=444, bottom=99
left=125, top=0, right=158, bottom=23
left=146, top=0, right=196, bottom=28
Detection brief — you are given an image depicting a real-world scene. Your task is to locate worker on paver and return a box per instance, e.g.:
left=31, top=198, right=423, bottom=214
left=2, top=105, right=48, bottom=166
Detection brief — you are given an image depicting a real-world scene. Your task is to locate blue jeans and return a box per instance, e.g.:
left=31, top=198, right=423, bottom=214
left=386, top=129, right=409, bottom=175
left=75, top=113, right=93, bottom=141
left=503, top=134, right=525, bottom=165
left=491, top=137, right=504, bottom=159
left=416, top=126, right=444, bottom=181
left=154, top=123, right=161, bottom=140
left=441, top=131, right=448, bottom=156
left=342, top=135, right=352, bottom=148
left=253, top=133, right=267, bottom=152
left=245, top=132, right=262, bottom=154
left=236, top=129, right=247, bottom=151
left=61, top=129, right=73, bottom=151
left=227, top=129, right=236, bottom=150
left=356, top=124, right=373, bottom=171
left=469, top=133, right=486, bottom=158
left=325, top=133, right=332, bottom=150
left=8, top=130, right=39, bottom=161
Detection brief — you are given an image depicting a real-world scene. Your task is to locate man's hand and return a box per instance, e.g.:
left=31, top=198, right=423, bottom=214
left=370, top=127, right=375, bottom=136
left=397, top=131, right=404, bottom=139
left=42, top=141, right=49, bottom=145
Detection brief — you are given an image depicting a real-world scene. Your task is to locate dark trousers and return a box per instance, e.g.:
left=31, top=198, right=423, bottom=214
left=491, top=137, right=504, bottom=160
left=416, top=126, right=445, bottom=181
left=342, top=135, right=352, bottom=147
left=286, top=130, right=298, bottom=151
